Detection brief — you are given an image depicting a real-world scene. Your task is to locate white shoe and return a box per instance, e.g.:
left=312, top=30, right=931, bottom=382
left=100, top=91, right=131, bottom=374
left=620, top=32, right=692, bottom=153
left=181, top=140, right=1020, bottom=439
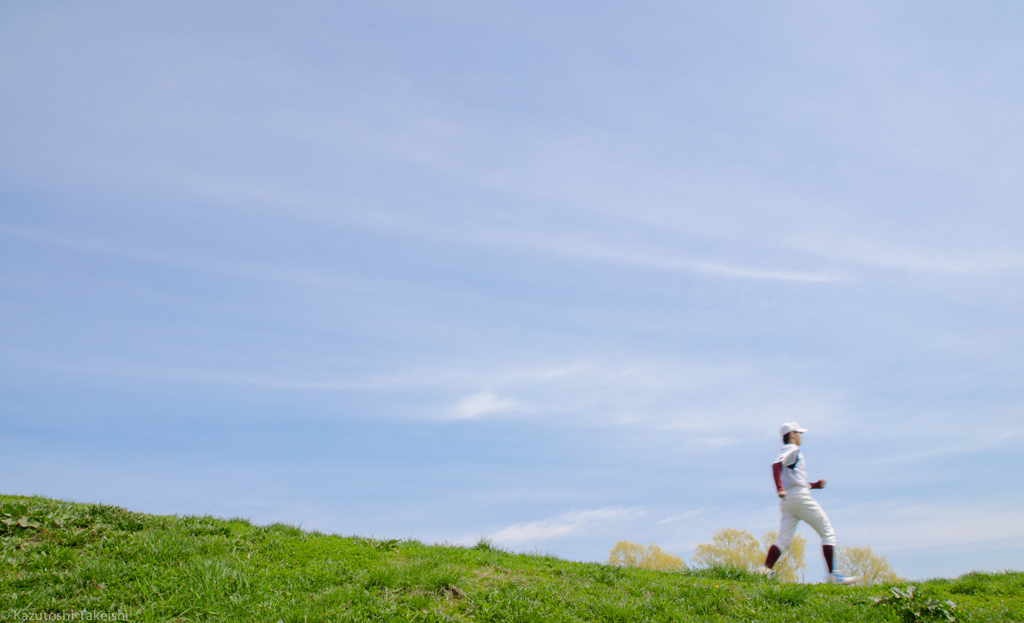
left=755, top=566, right=774, bottom=578
left=828, top=572, right=859, bottom=585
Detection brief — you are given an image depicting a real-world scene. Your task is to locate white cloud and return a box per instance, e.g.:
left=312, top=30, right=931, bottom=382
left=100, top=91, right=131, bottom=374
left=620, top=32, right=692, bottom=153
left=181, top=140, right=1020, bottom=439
left=0, top=225, right=368, bottom=291
left=457, top=226, right=846, bottom=283
left=490, top=507, right=646, bottom=545
left=790, top=232, right=1024, bottom=275
left=452, top=391, right=521, bottom=419
left=8, top=350, right=851, bottom=440
left=658, top=509, right=703, bottom=525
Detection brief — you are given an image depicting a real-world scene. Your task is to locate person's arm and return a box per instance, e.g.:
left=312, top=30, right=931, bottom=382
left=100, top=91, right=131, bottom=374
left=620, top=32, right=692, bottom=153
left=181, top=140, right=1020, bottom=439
left=810, top=479, right=827, bottom=489
left=772, top=462, right=786, bottom=498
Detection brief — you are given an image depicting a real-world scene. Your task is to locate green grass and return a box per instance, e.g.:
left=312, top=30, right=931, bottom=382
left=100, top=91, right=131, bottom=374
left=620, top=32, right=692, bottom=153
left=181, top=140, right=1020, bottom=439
left=2, top=494, right=1021, bottom=622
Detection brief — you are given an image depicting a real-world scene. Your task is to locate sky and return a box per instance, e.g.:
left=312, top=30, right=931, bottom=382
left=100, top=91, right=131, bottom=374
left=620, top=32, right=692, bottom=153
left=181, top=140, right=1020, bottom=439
left=1, top=1, right=1023, bottom=581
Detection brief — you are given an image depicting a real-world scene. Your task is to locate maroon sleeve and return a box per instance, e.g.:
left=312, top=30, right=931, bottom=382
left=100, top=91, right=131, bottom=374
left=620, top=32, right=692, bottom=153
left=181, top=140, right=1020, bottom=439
left=772, top=462, right=784, bottom=492
left=810, top=479, right=824, bottom=489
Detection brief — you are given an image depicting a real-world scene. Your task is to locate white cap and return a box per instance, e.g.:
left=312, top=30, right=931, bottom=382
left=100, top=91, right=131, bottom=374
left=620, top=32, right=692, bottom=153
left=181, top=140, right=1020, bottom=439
left=779, top=422, right=808, bottom=436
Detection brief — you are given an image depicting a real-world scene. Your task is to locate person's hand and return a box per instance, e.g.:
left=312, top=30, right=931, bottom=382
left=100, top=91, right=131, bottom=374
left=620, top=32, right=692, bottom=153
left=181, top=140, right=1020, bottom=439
left=777, top=490, right=787, bottom=499
left=817, top=479, right=827, bottom=489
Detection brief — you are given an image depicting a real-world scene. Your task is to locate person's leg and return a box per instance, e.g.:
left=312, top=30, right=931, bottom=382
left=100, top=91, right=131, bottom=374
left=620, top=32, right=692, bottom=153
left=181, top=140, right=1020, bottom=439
left=791, top=495, right=847, bottom=579
left=765, top=501, right=800, bottom=570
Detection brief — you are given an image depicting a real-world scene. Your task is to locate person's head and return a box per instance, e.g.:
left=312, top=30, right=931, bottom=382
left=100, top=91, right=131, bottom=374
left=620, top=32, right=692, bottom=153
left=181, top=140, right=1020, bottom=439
left=779, top=422, right=807, bottom=445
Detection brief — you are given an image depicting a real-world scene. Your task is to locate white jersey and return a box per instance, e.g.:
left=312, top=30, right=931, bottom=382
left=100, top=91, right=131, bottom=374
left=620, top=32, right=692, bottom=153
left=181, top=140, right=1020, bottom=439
left=776, top=443, right=808, bottom=490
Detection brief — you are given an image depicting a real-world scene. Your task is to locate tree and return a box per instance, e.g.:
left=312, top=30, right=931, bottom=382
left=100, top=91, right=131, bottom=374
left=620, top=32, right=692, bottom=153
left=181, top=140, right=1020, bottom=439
left=606, top=541, right=686, bottom=571
left=836, top=545, right=902, bottom=585
left=690, top=527, right=762, bottom=571
left=689, top=527, right=806, bottom=583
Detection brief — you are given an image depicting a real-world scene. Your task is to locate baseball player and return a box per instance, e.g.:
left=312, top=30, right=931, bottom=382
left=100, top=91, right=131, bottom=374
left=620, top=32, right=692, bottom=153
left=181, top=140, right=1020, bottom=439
left=757, top=422, right=859, bottom=585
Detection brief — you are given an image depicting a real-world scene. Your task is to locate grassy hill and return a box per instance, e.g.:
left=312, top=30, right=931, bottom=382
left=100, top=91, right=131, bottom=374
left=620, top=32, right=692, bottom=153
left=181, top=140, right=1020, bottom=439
left=2, top=494, right=1020, bottom=622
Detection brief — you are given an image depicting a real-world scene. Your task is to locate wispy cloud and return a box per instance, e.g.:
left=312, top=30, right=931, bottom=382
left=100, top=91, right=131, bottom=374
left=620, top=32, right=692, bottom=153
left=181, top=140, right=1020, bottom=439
left=0, top=225, right=369, bottom=291
left=140, top=169, right=850, bottom=283
left=658, top=509, right=703, bottom=525
left=4, top=355, right=363, bottom=391
left=452, top=391, right=521, bottom=419
left=493, top=230, right=846, bottom=283
left=490, top=507, right=646, bottom=545
left=6, top=350, right=849, bottom=440
left=790, top=232, right=1024, bottom=275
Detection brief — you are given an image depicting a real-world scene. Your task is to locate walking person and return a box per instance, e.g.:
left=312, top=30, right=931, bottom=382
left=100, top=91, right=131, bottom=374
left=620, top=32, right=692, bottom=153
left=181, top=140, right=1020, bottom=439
left=757, top=422, right=859, bottom=584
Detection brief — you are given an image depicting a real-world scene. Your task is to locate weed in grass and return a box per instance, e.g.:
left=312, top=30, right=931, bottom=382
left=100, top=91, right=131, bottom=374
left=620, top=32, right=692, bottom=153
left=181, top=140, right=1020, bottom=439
left=375, top=538, right=402, bottom=552
left=1, top=507, right=41, bottom=532
left=873, top=585, right=963, bottom=622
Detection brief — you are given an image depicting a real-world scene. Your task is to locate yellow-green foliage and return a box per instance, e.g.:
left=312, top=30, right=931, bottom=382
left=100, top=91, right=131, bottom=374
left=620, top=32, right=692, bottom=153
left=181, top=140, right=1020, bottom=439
left=837, top=544, right=902, bottom=585
left=691, top=528, right=806, bottom=582
left=691, top=528, right=762, bottom=571
left=606, top=540, right=686, bottom=571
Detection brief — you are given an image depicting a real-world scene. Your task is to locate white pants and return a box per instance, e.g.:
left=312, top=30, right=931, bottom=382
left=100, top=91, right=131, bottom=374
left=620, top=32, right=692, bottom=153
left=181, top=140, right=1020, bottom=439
left=774, top=488, right=836, bottom=552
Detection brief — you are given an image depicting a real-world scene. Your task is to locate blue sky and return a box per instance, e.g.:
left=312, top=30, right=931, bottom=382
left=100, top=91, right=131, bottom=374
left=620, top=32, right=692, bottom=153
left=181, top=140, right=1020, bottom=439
left=2, top=1, right=1023, bottom=581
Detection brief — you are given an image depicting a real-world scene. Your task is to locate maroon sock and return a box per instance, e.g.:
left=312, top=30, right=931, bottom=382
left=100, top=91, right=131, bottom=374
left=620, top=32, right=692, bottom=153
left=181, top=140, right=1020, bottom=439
left=764, top=545, right=781, bottom=569
left=822, top=545, right=834, bottom=573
